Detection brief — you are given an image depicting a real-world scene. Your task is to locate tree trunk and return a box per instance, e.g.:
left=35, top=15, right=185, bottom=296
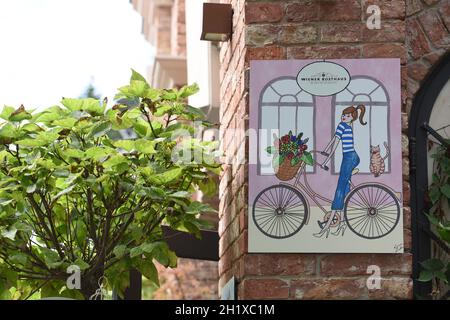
left=81, top=269, right=104, bottom=300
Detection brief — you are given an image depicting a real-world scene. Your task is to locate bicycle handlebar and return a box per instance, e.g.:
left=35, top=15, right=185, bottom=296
left=311, top=150, right=329, bottom=171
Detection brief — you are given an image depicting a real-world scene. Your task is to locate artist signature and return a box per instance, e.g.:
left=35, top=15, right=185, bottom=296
left=394, top=243, right=404, bottom=253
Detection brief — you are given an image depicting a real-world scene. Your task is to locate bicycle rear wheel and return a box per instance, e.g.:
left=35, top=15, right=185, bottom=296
left=344, top=184, right=400, bottom=239
left=252, top=184, right=308, bottom=239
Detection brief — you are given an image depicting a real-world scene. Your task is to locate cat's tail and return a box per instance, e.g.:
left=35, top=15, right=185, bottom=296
left=383, top=141, right=390, bottom=160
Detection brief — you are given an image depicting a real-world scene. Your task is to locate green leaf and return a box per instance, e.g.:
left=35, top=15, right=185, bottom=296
left=113, top=140, right=135, bottom=152
left=75, top=220, right=87, bottom=248
left=418, top=270, right=434, bottom=282
left=185, top=105, right=205, bottom=120
left=1, top=227, right=18, bottom=240
left=130, top=68, right=148, bottom=83
left=61, top=98, right=104, bottom=115
left=266, top=146, right=276, bottom=154
left=85, top=146, right=113, bottom=160
left=440, top=184, right=450, bottom=199
left=148, top=167, right=183, bottom=185
left=9, top=106, right=32, bottom=122
left=88, top=121, right=111, bottom=138
left=52, top=118, right=77, bottom=128
left=300, top=152, right=314, bottom=166
left=74, top=258, right=89, bottom=271
left=40, top=248, right=62, bottom=269
left=26, top=184, right=36, bottom=193
left=113, top=245, right=127, bottom=258
left=186, top=201, right=215, bottom=214
left=136, top=258, right=159, bottom=285
left=272, top=155, right=285, bottom=167
left=0, top=106, right=15, bottom=120
left=291, top=156, right=300, bottom=166
left=420, top=258, right=445, bottom=271
left=179, top=83, right=199, bottom=98
left=134, top=139, right=156, bottom=154
left=10, top=253, right=28, bottom=265
left=65, top=148, right=85, bottom=159
left=103, top=153, right=127, bottom=168
left=0, top=123, right=18, bottom=138
left=130, top=246, right=144, bottom=258
left=153, top=104, right=172, bottom=117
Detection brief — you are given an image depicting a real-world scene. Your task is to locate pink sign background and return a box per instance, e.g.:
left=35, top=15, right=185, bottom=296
left=249, top=58, right=402, bottom=202
left=248, top=58, right=403, bottom=253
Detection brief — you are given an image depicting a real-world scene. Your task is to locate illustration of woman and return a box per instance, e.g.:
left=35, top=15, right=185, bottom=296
left=314, top=104, right=367, bottom=238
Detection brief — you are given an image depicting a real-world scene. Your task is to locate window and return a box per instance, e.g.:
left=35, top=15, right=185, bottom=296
left=258, top=77, right=315, bottom=175
left=332, top=76, right=390, bottom=174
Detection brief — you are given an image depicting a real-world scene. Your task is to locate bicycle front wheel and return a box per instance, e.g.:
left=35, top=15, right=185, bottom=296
left=344, top=184, right=400, bottom=239
left=252, top=184, right=308, bottom=239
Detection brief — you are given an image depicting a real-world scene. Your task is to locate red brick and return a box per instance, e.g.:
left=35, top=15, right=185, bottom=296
left=238, top=230, right=248, bottom=255
left=239, top=208, right=248, bottom=232
left=403, top=181, right=410, bottom=206
left=406, top=0, right=423, bottom=17
left=406, top=18, right=432, bottom=60
left=401, top=66, right=408, bottom=105
left=408, top=61, right=429, bottom=81
left=285, top=1, right=320, bottom=22
left=362, top=21, right=406, bottom=42
left=243, top=278, right=289, bottom=299
left=422, top=50, right=446, bottom=65
left=320, top=22, right=363, bottom=42
left=404, top=228, right=412, bottom=252
left=246, top=46, right=286, bottom=61
left=418, top=10, right=450, bottom=47
left=245, top=3, right=283, bottom=24
left=368, top=277, right=413, bottom=299
left=440, top=1, right=450, bottom=30
left=218, top=249, right=232, bottom=276
left=362, top=43, right=406, bottom=63
left=287, top=45, right=361, bottom=59
left=403, top=205, right=412, bottom=231
left=401, top=112, right=409, bottom=132
left=402, top=157, right=410, bottom=179
left=407, top=78, right=420, bottom=101
left=320, top=254, right=412, bottom=276
left=244, top=254, right=316, bottom=276
left=277, top=24, right=317, bottom=44
left=364, top=0, right=406, bottom=19
left=402, top=133, right=409, bottom=157
left=319, top=0, right=362, bottom=21
left=245, top=24, right=279, bottom=46
left=290, top=278, right=366, bottom=299
left=422, top=0, right=441, bottom=5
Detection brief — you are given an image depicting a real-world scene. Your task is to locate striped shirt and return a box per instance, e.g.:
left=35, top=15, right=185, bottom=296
left=335, top=122, right=354, bottom=153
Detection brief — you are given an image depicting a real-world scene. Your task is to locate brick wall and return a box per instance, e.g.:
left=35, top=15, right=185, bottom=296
left=218, top=0, right=419, bottom=299
left=406, top=0, right=450, bottom=108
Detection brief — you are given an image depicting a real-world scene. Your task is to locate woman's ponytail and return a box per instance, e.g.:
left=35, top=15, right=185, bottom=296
left=356, top=104, right=367, bottom=125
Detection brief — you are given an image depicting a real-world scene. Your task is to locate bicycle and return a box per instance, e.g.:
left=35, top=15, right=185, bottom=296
left=252, top=150, right=401, bottom=240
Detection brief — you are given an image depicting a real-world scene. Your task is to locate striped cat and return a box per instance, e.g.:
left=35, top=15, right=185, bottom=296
left=370, top=142, right=390, bottom=178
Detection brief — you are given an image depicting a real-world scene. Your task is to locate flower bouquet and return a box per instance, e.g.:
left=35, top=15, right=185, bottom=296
left=266, top=131, right=314, bottom=181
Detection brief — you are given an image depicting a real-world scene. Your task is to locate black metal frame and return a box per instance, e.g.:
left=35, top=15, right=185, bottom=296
left=409, top=50, right=450, bottom=299
left=117, top=226, right=219, bottom=300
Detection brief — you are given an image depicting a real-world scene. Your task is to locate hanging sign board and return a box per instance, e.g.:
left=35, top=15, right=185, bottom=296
left=248, top=58, right=403, bottom=253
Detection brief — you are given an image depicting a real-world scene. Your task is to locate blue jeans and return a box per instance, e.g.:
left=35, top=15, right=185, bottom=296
left=331, top=151, right=360, bottom=210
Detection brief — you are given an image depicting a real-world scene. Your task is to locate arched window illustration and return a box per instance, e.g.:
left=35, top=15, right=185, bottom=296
left=332, top=76, right=390, bottom=174
left=258, top=77, right=315, bottom=175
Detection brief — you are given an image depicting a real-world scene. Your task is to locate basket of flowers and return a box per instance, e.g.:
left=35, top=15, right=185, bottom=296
left=266, top=131, right=314, bottom=181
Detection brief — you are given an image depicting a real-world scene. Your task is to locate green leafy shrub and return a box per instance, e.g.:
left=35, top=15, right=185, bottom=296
left=419, top=141, right=450, bottom=296
left=0, top=70, right=220, bottom=299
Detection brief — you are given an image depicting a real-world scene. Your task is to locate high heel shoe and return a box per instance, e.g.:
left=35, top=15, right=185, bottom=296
left=332, top=223, right=347, bottom=236
left=313, top=227, right=330, bottom=238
